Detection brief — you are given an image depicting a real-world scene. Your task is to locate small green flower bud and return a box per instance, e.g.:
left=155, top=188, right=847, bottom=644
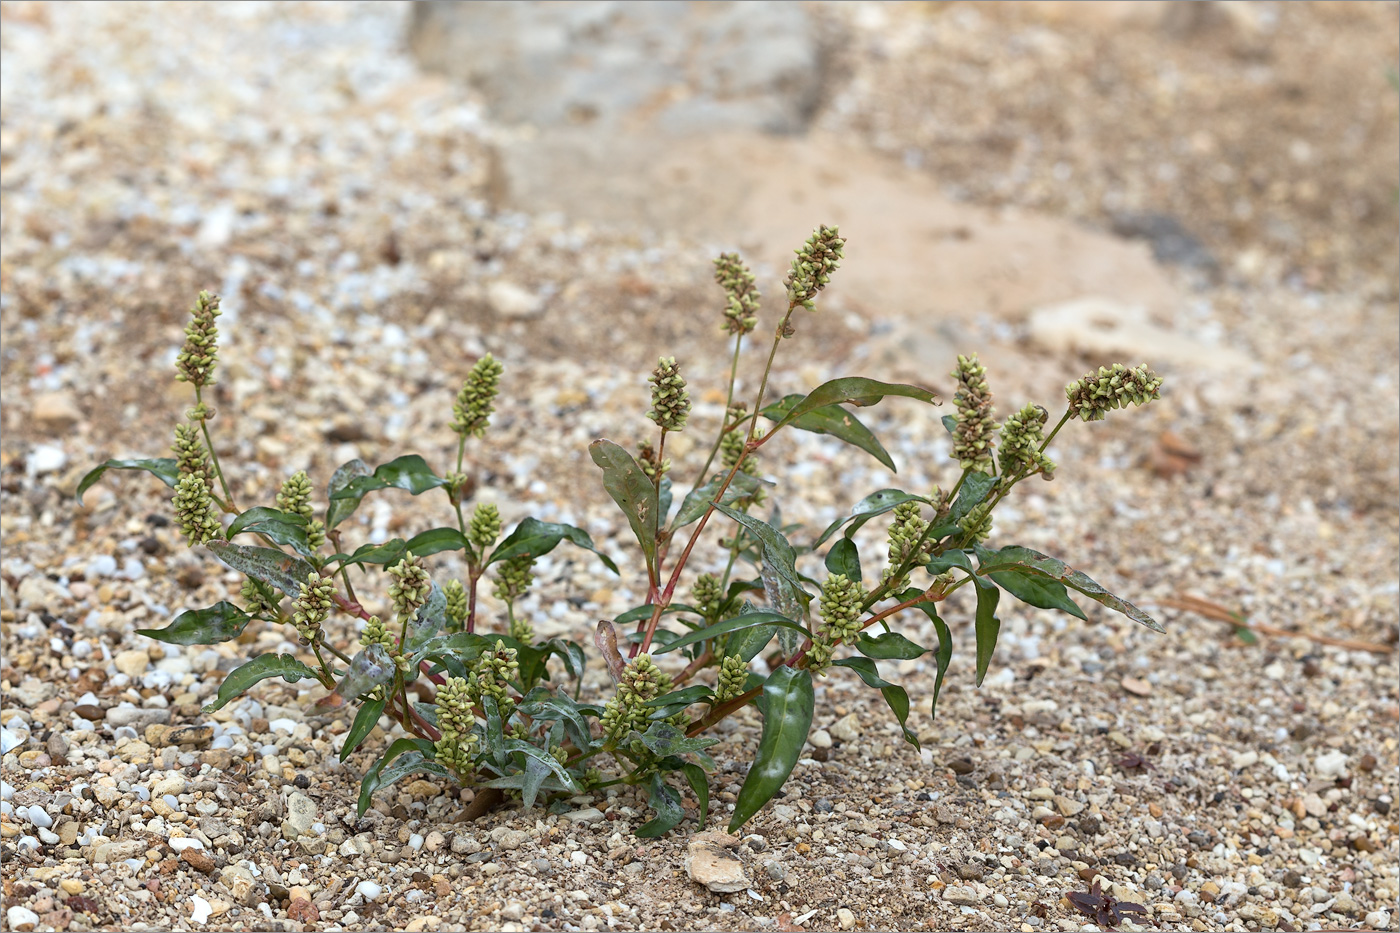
left=277, top=470, right=315, bottom=520
left=185, top=401, right=215, bottom=423
left=1065, top=363, right=1164, bottom=422
left=508, top=614, right=534, bottom=643
left=293, top=571, right=335, bottom=642
left=468, top=502, right=501, bottom=551
left=452, top=353, right=504, bottom=439
left=600, top=654, right=674, bottom=742
left=360, top=614, right=393, bottom=651
left=960, top=501, right=993, bottom=543
left=719, top=405, right=753, bottom=471
left=951, top=354, right=998, bottom=475
left=387, top=552, right=432, bottom=622
left=493, top=554, right=535, bottom=603
left=443, top=579, right=469, bottom=631
left=172, top=423, right=210, bottom=479
left=175, top=291, right=221, bottom=387
left=637, top=439, right=671, bottom=479
left=715, top=654, right=748, bottom=704
left=304, top=518, right=326, bottom=552
left=241, top=578, right=278, bottom=615
left=173, top=473, right=221, bottom=547
left=714, top=253, right=760, bottom=336
left=784, top=225, right=845, bottom=311
left=691, top=573, right=724, bottom=620
left=998, top=403, right=1056, bottom=479
left=646, top=357, right=690, bottom=432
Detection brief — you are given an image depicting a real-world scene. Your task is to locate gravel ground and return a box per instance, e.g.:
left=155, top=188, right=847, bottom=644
left=2, top=3, right=1397, bottom=932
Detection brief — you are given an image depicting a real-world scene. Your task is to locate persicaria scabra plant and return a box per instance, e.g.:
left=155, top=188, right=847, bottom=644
left=79, top=226, right=1166, bottom=836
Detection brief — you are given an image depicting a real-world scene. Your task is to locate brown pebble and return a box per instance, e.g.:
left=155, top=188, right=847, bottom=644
left=163, top=724, right=214, bottom=748
left=202, top=749, right=234, bottom=771
left=948, top=758, right=975, bottom=775
left=288, top=898, right=319, bottom=922
left=1120, top=676, right=1152, bottom=697
left=181, top=847, right=217, bottom=874
left=40, top=909, right=72, bottom=932
left=1358, top=753, right=1377, bottom=773
left=73, top=704, right=105, bottom=722
left=1351, top=836, right=1376, bottom=853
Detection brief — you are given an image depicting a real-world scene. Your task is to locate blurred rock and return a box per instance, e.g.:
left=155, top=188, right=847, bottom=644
left=32, top=392, right=83, bottom=433
left=1027, top=297, right=1251, bottom=371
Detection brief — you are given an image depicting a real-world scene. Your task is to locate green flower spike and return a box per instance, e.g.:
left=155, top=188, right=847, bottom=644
left=691, top=572, right=724, bottom=620
left=468, top=502, right=501, bottom=551
left=719, top=404, right=753, bottom=471
left=714, top=253, right=760, bottom=336
left=433, top=675, right=479, bottom=775
left=951, top=354, right=998, bottom=475
left=715, top=654, right=748, bottom=704
left=241, top=578, right=278, bottom=615
left=443, top=579, right=468, bottom=631
left=173, top=472, right=220, bottom=547
left=172, top=423, right=210, bottom=479
left=452, top=353, right=504, bottom=439
left=809, top=572, right=866, bottom=676
left=175, top=291, right=221, bottom=388
left=508, top=614, right=534, bottom=643
left=493, top=554, right=535, bottom=603
left=292, top=572, right=335, bottom=642
left=960, top=501, right=993, bottom=543
left=277, top=471, right=315, bottom=520
left=785, top=224, right=845, bottom=311
left=600, top=654, right=674, bottom=742
left=387, top=553, right=432, bottom=622
left=1065, top=363, right=1164, bottom=422
left=998, top=403, right=1056, bottom=480
left=466, top=640, right=519, bottom=719
left=883, top=501, right=932, bottom=591
left=360, top=614, right=394, bottom=651
left=646, top=357, right=690, bottom=432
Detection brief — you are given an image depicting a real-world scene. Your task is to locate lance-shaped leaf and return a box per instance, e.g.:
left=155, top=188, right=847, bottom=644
left=761, top=394, right=897, bottom=471
left=636, top=771, right=685, bottom=838
left=947, top=471, right=999, bottom=527
left=517, top=688, right=599, bottom=752
left=205, top=541, right=318, bottom=598
left=729, top=666, right=814, bottom=831
left=589, top=440, right=659, bottom=579
left=812, top=489, right=932, bottom=549
left=856, top=631, right=928, bottom=661
left=976, top=543, right=1086, bottom=620
left=488, top=517, right=619, bottom=575
left=898, top=588, right=954, bottom=718
left=356, top=738, right=443, bottom=815
left=673, top=471, right=770, bottom=529
left=203, top=653, right=319, bottom=713
left=974, top=544, right=1163, bottom=633
left=642, top=686, right=716, bottom=721
left=502, top=739, right=584, bottom=794
left=934, top=550, right=1002, bottom=685
left=339, top=695, right=388, bottom=762
left=713, top=503, right=811, bottom=616
left=833, top=657, right=919, bottom=749
left=766, top=377, right=938, bottom=433
left=404, top=527, right=472, bottom=558
left=653, top=610, right=809, bottom=656
left=226, top=507, right=313, bottom=556
left=331, top=538, right=410, bottom=568
left=325, top=458, right=373, bottom=529
left=824, top=537, right=863, bottom=583
left=76, top=458, right=180, bottom=505
left=138, top=601, right=252, bottom=646
left=680, top=762, right=710, bottom=828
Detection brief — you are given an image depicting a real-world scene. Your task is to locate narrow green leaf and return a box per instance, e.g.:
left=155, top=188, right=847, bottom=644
left=824, top=537, right=863, bottom=583
left=614, top=603, right=701, bottom=626
left=712, top=503, right=811, bottom=615
left=543, top=638, right=588, bottom=682
left=948, top=471, right=999, bottom=526
left=588, top=440, right=659, bottom=579
left=899, top=589, right=954, bottom=718
left=502, top=740, right=584, bottom=795
left=985, top=568, right=1086, bottom=620
left=937, top=551, right=1002, bottom=685
left=680, top=762, right=710, bottom=828
left=636, top=772, right=685, bottom=838
left=138, top=601, right=252, bottom=646
left=518, top=755, right=552, bottom=811
left=724, top=622, right=776, bottom=663
left=812, top=489, right=931, bottom=549
left=832, top=657, right=919, bottom=749
left=768, top=378, right=938, bottom=433
left=482, top=695, right=508, bottom=771
left=761, top=394, right=897, bottom=471
left=76, top=458, right=180, bottom=505
left=488, top=517, right=619, bottom=575
left=729, top=666, right=814, bottom=832
left=653, top=611, right=810, bottom=656
left=331, top=538, right=409, bottom=568
left=673, top=471, right=769, bottom=529
left=226, top=507, right=313, bottom=556
left=356, top=738, right=443, bottom=816
left=642, top=686, right=716, bottom=712
left=404, top=527, right=472, bottom=558
left=516, top=689, right=597, bottom=752
left=206, top=541, right=317, bottom=597
left=325, top=458, right=372, bottom=530
left=339, top=695, right=387, bottom=762
left=202, top=653, right=319, bottom=713
left=973, top=544, right=1164, bottom=632
left=855, top=631, right=928, bottom=661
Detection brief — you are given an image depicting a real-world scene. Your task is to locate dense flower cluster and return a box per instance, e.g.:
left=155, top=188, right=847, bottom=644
left=646, top=357, right=691, bottom=432
left=175, top=291, right=221, bottom=387
left=714, top=252, right=761, bottom=336
left=1065, top=363, right=1163, bottom=422
left=600, top=655, right=674, bottom=741
left=173, top=472, right=220, bottom=547
left=808, top=573, right=866, bottom=675
left=292, top=572, right=335, bottom=642
left=998, top=403, right=1055, bottom=479
left=951, top=354, right=997, bottom=474
left=452, top=353, right=504, bottom=439
left=785, top=225, right=845, bottom=311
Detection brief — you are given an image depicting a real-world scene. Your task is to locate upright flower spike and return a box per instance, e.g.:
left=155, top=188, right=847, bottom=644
left=433, top=675, right=480, bottom=776
left=493, top=554, right=535, bottom=603
left=443, top=580, right=468, bottom=632
left=951, top=354, right=998, bottom=475
left=600, top=654, right=674, bottom=741
left=468, top=502, right=501, bottom=552
left=784, top=225, right=845, bottom=311
left=999, top=403, right=1056, bottom=479
left=175, top=291, right=221, bottom=387
left=173, top=473, right=221, bottom=547
left=466, top=640, right=520, bottom=719
left=241, top=578, right=278, bottom=615
left=713, top=252, right=760, bottom=336
left=292, top=572, right=335, bottom=642
left=386, top=553, right=431, bottom=623
left=691, top=573, right=724, bottom=620
left=883, top=501, right=932, bottom=591
left=720, top=404, right=752, bottom=471
left=277, top=471, right=315, bottom=520
left=637, top=439, right=671, bottom=479
left=1065, top=363, right=1164, bottom=422
left=714, top=654, right=748, bottom=704
left=452, top=353, right=504, bottom=439
left=172, top=423, right=210, bottom=479
left=359, top=614, right=394, bottom=651
left=646, top=357, right=690, bottom=432
left=960, top=501, right=993, bottom=543
left=808, top=572, right=866, bottom=675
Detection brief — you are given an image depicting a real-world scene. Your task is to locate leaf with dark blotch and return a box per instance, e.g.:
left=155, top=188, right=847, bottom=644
left=339, top=695, right=387, bottom=762
left=947, top=471, right=998, bottom=526
left=856, top=630, right=927, bottom=661
left=325, top=458, right=373, bottom=529
left=226, top=507, right=313, bottom=556
left=502, top=739, right=583, bottom=795
left=811, top=488, right=932, bottom=548
left=589, top=440, right=659, bottom=578
left=76, top=458, right=180, bottom=505
left=766, top=378, right=938, bottom=434
left=973, top=544, right=1164, bottom=633
left=760, top=394, right=898, bottom=471
left=729, top=666, right=814, bottom=831
left=516, top=688, right=597, bottom=752
left=206, top=541, right=318, bottom=597
left=713, top=503, right=811, bottom=616
left=632, top=721, right=720, bottom=760
left=673, top=471, right=770, bottom=529
left=488, top=517, right=619, bottom=574
left=202, top=653, right=319, bottom=713
left=832, top=657, right=920, bottom=749
left=653, top=611, right=809, bottom=656
left=898, top=587, right=954, bottom=718
left=138, top=601, right=253, bottom=646
left=636, top=771, right=686, bottom=838
left=824, top=537, right=862, bottom=583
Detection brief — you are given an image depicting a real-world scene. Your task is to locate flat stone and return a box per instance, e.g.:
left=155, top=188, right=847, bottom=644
left=113, top=649, right=151, bottom=677
left=828, top=713, right=860, bottom=743
left=807, top=729, right=833, bottom=749
left=32, top=391, right=83, bottom=432
left=93, top=838, right=145, bottom=863
left=105, top=706, right=170, bottom=729
left=280, top=792, right=317, bottom=841
left=943, top=885, right=979, bottom=905
left=562, top=807, right=606, bottom=824
left=1120, top=676, right=1153, bottom=697
left=1053, top=795, right=1086, bottom=817
left=685, top=831, right=749, bottom=893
